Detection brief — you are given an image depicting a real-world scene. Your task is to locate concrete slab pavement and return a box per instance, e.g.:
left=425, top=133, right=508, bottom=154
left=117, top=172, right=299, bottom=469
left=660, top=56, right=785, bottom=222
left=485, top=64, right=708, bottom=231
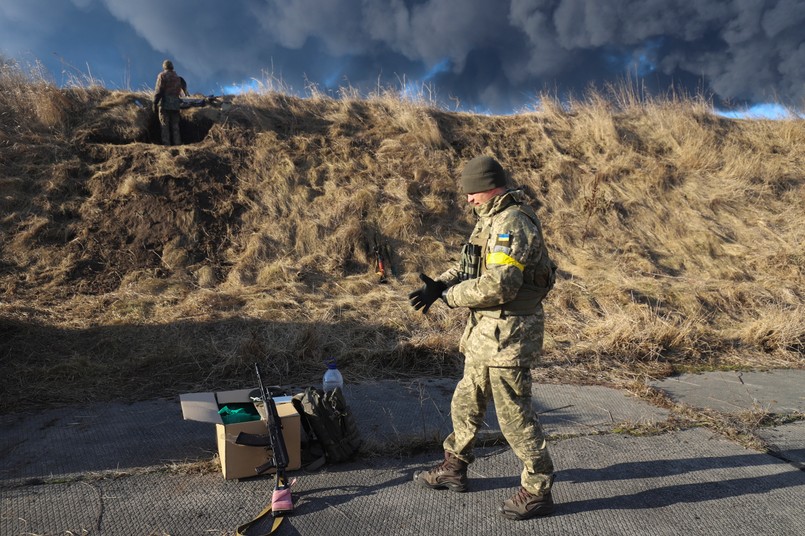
left=1, top=369, right=803, bottom=535
left=651, top=370, right=805, bottom=414
left=757, top=421, right=805, bottom=469
left=0, top=399, right=211, bottom=483
left=2, top=430, right=802, bottom=535
left=0, top=380, right=669, bottom=484
left=347, top=379, right=670, bottom=451
left=652, top=369, right=805, bottom=469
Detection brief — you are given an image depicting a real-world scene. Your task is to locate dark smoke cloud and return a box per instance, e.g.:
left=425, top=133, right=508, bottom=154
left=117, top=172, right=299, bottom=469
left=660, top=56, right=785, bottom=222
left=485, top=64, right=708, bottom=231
left=248, top=0, right=805, bottom=109
left=2, top=0, right=803, bottom=112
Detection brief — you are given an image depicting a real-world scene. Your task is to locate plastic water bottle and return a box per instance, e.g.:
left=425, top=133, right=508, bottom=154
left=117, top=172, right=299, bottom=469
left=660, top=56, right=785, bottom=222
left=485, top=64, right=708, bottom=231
left=322, top=358, right=344, bottom=393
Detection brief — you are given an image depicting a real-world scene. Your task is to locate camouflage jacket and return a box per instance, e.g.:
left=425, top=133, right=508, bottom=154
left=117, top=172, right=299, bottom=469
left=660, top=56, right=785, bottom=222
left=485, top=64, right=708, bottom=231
left=154, top=70, right=183, bottom=108
left=438, top=189, right=555, bottom=367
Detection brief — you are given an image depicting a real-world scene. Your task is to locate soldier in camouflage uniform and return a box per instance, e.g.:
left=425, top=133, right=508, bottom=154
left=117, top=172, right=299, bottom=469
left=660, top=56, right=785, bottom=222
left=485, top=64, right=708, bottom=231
left=153, top=60, right=183, bottom=146
left=409, top=155, right=557, bottom=520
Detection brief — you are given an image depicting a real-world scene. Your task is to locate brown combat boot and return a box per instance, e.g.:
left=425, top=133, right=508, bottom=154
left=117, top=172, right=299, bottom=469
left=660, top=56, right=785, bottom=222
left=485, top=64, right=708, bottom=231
left=498, top=486, right=555, bottom=520
left=413, top=452, right=468, bottom=492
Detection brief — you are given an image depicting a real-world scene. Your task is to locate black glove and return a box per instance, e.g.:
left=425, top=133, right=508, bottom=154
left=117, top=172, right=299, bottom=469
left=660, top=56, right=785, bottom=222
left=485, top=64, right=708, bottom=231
left=408, top=273, right=446, bottom=314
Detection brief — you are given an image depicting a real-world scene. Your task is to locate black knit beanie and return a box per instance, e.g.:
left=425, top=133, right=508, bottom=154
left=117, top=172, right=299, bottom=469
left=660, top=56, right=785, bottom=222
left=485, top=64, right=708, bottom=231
left=460, top=156, right=507, bottom=194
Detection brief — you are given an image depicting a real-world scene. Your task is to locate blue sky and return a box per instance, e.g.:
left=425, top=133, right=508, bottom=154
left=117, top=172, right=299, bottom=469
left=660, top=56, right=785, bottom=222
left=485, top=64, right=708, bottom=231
left=1, top=1, right=803, bottom=115
left=716, top=103, right=803, bottom=120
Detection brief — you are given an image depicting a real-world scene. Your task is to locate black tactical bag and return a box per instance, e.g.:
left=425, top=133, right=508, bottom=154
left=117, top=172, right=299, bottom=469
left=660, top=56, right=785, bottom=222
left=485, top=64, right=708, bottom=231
left=292, top=386, right=361, bottom=467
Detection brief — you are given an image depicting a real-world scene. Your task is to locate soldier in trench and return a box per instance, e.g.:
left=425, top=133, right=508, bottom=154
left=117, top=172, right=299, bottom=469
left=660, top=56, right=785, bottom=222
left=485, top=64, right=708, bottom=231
left=153, top=60, right=184, bottom=146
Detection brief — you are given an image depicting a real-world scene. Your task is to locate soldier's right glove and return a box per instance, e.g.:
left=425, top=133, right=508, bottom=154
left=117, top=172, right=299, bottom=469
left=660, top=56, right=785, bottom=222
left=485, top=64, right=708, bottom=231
left=408, top=273, right=446, bottom=314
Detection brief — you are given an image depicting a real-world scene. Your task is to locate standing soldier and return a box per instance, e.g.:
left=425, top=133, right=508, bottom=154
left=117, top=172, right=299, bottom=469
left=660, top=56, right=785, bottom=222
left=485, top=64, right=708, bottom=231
left=408, top=155, right=558, bottom=520
left=153, top=60, right=183, bottom=145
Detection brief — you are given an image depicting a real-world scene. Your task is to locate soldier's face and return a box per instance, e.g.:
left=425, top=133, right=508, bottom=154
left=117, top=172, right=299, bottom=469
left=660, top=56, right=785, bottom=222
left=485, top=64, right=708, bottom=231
left=466, top=190, right=498, bottom=206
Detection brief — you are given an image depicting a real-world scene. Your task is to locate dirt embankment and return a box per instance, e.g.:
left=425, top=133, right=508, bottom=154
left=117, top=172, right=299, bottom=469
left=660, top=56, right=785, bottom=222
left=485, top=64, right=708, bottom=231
left=1, top=79, right=803, bottom=409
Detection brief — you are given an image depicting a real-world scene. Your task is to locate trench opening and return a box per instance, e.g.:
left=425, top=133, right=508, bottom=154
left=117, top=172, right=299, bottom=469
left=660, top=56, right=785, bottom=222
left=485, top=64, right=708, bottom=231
left=146, top=112, right=215, bottom=145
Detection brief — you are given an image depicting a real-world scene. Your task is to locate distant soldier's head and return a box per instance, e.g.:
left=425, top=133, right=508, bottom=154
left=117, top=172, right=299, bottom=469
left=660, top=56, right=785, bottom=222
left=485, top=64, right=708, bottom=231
left=162, top=60, right=174, bottom=71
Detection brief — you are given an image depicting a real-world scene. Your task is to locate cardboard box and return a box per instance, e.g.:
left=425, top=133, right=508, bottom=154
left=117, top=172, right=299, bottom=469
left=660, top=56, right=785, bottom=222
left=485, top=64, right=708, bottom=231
left=180, top=388, right=301, bottom=480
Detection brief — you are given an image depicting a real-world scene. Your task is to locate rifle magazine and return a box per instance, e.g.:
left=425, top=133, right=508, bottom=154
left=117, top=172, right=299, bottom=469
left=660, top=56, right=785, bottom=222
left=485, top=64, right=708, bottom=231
left=235, top=432, right=271, bottom=447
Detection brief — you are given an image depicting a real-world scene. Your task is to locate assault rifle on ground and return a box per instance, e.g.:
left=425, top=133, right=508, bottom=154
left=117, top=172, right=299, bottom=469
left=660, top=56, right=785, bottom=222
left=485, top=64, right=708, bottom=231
left=373, top=239, right=395, bottom=283
left=180, top=94, right=225, bottom=108
left=374, top=241, right=387, bottom=283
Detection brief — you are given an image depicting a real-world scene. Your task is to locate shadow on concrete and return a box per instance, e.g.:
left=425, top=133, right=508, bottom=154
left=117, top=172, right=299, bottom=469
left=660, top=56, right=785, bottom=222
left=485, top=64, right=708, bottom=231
left=561, top=453, right=789, bottom=482
left=555, top=453, right=803, bottom=515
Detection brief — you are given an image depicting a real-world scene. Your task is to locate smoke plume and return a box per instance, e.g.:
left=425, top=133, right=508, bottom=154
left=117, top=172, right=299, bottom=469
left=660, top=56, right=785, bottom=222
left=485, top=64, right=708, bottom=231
left=2, top=0, right=802, bottom=111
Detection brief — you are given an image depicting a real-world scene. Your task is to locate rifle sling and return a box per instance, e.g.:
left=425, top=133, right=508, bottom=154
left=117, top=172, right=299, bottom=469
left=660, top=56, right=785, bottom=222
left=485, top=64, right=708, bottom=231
left=236, top=505, right=284, bottom=536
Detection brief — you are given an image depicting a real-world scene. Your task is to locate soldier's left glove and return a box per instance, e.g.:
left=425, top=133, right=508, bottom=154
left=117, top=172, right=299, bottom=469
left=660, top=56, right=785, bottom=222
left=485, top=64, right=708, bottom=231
left=408, top=273, right=446, bottom=314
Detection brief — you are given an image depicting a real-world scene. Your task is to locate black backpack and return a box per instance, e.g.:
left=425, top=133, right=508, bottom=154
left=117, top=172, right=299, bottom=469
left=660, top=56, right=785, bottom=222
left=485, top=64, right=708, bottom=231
left=292, top=387, right=361, bottom=468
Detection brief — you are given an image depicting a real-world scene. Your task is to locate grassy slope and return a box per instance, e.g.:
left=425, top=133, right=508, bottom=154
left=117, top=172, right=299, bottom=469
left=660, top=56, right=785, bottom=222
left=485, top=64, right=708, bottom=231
left=1, top=67, right=803, bottom=410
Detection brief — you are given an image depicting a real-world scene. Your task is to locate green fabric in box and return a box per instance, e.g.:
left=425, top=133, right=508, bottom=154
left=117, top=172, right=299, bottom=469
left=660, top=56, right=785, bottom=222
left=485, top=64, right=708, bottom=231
left=218, top=402, right=260, bottom=424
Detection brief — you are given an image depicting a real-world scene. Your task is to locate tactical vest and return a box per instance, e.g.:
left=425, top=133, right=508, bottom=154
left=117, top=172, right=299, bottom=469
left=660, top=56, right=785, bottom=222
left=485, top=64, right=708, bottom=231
left=459, top=201, right=556, bottom=316
left=158, top=71, right=183, bottom=111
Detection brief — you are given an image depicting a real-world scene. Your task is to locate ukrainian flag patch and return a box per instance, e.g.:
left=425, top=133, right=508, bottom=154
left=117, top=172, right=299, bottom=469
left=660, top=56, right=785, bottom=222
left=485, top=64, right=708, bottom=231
left=493, top=232, right=512, bottom=254
left=495, top=233, right=511, bottom=246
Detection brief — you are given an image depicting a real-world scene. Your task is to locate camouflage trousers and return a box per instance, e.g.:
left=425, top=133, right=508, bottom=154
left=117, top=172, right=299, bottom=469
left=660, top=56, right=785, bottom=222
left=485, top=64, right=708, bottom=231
left=159, top=109, right=182, bottom=145
left=443, top=363, right=554, bottom=494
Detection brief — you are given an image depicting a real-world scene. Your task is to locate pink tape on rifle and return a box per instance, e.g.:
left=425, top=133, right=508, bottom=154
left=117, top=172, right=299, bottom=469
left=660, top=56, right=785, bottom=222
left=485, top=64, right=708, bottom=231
left=271, top=478, right=297, bottom=514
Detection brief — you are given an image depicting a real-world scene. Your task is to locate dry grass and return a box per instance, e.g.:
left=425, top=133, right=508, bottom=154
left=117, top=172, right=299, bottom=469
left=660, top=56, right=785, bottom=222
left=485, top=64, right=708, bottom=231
left=625, top=382, right=805, bottom=453
left=0, top=62, right=803, bottom=411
